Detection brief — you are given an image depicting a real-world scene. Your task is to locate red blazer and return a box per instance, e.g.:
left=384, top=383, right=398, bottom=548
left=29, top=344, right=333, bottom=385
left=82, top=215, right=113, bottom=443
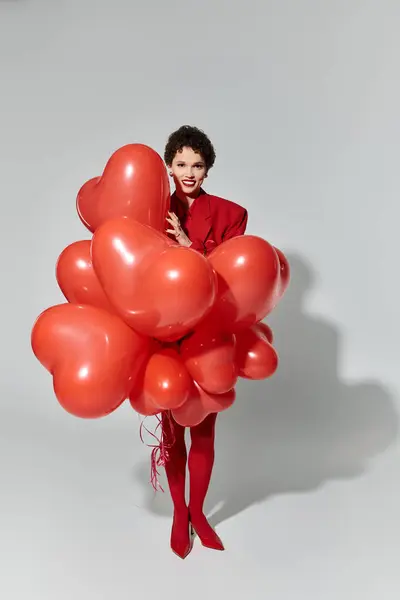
left=170, top=190, right=248, bottom=255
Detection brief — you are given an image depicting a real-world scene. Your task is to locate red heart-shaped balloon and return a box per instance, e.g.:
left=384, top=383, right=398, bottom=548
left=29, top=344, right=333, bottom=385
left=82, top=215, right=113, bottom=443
left=172, top=384, right=236, bottom=427
left=129, top=348, right=191, bottom=412
left=180, top=324, right=237, bottom=394
left=206, top=235, right=282, bottom=332
left=56, top=240, right=115, bottom=313
left=235, top=324, right=278, bottom=380
left=256, top=322, right=274, bottom=344
left=91, top=218, right=217, bottom=341
left=76, top=144, right=170, bottom=233
left=129, top=391, right=160, bottom=417
left=274, top=246, right=290, bottom=298
left=31, top=304, right=150, bottom=418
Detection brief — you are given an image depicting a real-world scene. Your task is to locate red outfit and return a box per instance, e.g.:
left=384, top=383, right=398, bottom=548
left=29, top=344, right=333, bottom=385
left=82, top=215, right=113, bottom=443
left=163, top=190, right=247, bottom=558
left=170, top=189, right=248, bottom=254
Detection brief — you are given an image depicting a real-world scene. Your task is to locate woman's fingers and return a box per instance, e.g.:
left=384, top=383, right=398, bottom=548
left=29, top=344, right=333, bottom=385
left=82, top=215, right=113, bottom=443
left=166, top=222, right=179, bottom=232
left=166, top=211, right=184, bottom=240
left=168, top=212, right=180, bottom=224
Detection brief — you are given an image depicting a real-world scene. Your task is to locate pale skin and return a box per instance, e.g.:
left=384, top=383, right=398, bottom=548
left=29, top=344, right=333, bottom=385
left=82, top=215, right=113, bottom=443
left=165, top=146, right=208, bottom=247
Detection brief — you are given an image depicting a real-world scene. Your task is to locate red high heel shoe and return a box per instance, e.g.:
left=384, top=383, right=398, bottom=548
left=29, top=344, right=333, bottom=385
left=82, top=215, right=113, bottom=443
left=189, top=512, right=225, bottom=551
left=170, top=509, right=195, bottom=559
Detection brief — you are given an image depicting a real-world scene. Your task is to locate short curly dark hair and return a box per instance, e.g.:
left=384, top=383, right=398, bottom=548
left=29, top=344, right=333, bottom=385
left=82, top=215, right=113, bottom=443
left=164, top=125, right=216, bottom=172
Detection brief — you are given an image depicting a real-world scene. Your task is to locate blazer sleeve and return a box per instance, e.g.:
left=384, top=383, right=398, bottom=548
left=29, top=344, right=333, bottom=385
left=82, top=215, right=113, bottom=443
left=222, top=207, right=248, bottom=241
left=190, top=205, right=248, bottom=255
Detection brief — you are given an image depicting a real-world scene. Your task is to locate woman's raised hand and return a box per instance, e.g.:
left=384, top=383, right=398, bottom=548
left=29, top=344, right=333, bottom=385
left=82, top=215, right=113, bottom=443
left=166, top=212, right=192, bottom=247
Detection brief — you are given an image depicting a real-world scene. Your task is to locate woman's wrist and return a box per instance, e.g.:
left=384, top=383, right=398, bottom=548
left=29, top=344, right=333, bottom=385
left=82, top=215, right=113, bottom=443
left=176, top=232, right=192, bottom=247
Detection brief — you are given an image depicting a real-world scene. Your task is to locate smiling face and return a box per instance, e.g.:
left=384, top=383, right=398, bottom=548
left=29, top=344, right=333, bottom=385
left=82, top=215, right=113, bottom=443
left=169, top=146, right=207, bottom=200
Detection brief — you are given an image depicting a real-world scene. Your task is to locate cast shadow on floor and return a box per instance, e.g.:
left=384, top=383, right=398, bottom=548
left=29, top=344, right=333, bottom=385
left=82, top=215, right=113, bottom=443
left=133, top=253, right=399, bottom=525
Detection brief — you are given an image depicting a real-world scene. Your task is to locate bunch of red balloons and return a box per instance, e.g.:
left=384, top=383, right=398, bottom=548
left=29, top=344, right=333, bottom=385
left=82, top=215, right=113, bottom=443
left=31, top=144, right=290, bottom=427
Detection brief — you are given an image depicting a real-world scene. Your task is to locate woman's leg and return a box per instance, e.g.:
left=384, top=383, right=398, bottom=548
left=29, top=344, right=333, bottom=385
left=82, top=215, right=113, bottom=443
left=161, top=412, right=192, bottom=559
left=188, top=413, right=224, bottom=550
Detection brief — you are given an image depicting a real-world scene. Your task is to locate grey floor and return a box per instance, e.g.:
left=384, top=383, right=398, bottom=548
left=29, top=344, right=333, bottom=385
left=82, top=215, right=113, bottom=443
left=2, top=268, right=400, bottom=599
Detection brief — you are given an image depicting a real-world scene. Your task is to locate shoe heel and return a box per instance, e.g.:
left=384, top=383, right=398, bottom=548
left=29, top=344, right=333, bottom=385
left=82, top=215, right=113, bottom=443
left=189, top=517, right=225, bottom=551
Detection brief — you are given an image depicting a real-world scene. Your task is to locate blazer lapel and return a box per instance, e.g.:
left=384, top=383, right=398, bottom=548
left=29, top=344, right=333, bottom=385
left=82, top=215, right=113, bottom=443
left=171, top=190, right=213, bottom=245
left=191, top=192, right=213, bottom=245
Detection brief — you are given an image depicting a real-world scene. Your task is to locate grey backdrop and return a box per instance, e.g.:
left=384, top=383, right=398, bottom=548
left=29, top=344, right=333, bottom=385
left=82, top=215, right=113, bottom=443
left=1, top=0, right=399, bottom=598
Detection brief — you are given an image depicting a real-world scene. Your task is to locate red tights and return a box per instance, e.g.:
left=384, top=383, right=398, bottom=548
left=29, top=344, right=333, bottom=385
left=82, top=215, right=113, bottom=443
left=161, top=412, right=223, bottom=558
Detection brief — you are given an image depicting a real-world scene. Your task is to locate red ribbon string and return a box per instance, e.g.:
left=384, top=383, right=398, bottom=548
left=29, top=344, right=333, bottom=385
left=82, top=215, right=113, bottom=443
left=139, top=412, right=176, bottom=492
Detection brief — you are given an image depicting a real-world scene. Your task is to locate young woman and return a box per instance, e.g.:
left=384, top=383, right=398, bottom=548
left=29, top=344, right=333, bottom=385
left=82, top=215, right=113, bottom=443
left=161, top=125, right=248, bottom=559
